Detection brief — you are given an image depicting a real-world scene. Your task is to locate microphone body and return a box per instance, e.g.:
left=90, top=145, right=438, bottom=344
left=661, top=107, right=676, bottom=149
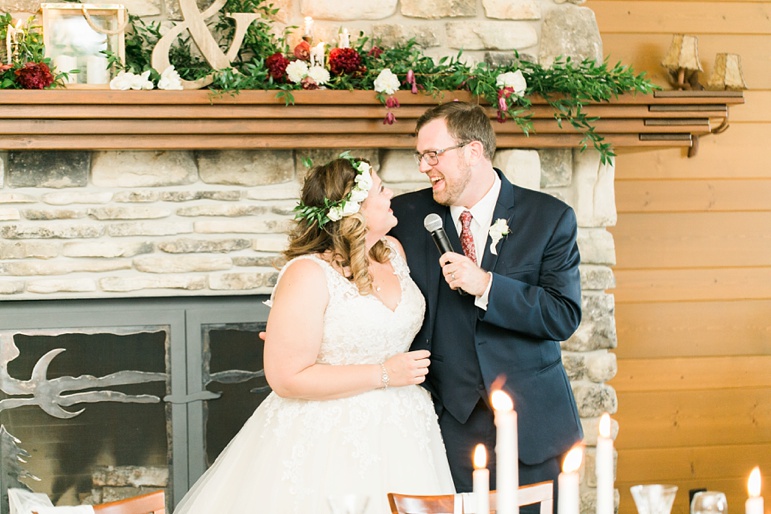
left=423, top=213, right=467, bottom=295
left=423, top=213, right=455, bottom=256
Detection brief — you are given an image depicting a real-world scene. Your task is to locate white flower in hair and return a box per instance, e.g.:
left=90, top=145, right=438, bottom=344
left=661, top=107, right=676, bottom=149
left=349, top=188, right=369, bottom=203
left=327, top=206, right=344, bottom=222
left=293, top=151, right=374, bottom=228
left=341, top=200, right=361, bottom=216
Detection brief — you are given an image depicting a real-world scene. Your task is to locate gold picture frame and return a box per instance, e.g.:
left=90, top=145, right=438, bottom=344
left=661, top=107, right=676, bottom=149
left=41, top=3, right=126, bottom=87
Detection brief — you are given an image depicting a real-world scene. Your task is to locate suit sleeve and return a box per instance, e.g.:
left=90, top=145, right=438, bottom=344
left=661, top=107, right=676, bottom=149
left=480, top=206, right=582, bottom=341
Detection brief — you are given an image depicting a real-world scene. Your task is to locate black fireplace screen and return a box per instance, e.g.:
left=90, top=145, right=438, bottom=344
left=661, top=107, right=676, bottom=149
left=0, top=296, right=270, bottom=512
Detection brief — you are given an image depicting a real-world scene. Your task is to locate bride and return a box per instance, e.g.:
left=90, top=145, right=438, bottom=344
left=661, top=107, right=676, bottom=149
left=173, top=153, right=454, bottom=514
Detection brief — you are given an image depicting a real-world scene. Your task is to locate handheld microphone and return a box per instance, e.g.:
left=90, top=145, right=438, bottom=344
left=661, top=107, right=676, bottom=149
left=423, top=213, right=466, bottom=295
left=423, top=213, right=454, bottom=256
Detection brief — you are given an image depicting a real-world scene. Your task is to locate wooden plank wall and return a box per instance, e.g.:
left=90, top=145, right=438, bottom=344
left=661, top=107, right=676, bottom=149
left=589, top=1, right=771, bottom=514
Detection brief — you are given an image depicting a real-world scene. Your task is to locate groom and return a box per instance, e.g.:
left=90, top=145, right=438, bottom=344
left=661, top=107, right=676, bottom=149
left=390, top=102, right=583, bottom=507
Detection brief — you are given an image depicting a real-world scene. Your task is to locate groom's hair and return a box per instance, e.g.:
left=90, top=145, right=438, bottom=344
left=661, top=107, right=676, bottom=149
left=415, top=101, right=497, bottom=161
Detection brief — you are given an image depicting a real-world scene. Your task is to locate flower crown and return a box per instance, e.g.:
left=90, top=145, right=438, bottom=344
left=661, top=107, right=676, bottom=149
left=293, top=151, right=373, bottom=228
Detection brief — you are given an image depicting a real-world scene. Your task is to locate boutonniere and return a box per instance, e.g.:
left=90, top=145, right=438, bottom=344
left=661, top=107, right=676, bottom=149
left=489, top=218, right=510, bottom=255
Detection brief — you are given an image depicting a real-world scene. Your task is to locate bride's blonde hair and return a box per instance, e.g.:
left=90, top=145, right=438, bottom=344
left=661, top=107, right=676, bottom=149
left=283, top=157, right=390, bottom=294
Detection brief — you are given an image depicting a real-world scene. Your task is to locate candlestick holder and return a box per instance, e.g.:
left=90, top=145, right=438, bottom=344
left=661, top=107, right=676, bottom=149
left=631, top=484, right=678, bottom=514
left=690, top=491, right=727, bottom=514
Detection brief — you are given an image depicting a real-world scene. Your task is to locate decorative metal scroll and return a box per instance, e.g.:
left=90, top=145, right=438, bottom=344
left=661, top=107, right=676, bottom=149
left=0, top=332, right=166, bottom=419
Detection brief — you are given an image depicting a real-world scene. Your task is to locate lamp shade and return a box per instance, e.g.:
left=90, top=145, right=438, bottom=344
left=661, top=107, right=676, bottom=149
left=661, top=34, right=703, bottom=72
left=707, top=53, right=748, bottom=91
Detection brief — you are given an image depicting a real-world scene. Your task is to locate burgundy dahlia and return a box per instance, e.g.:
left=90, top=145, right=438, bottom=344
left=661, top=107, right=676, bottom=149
left=265, top=52, right=290, bottom=81
left=15, top=62, right=54, bottom=89
left=328, top=47, right=362, bottom=75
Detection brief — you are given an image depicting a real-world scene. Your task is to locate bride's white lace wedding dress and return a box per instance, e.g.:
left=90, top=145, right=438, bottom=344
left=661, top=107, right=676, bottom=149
left=173, top=250, right=454, bottom=514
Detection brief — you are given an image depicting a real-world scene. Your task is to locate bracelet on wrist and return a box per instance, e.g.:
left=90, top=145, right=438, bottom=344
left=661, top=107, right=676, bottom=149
left=379, top=363, right=390, bottom=389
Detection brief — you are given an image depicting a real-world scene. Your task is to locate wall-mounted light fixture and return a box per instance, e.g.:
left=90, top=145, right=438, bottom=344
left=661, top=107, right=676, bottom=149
left=661, top=34, right=703, bottom=90
left=706, top=53, right=748, bottom=91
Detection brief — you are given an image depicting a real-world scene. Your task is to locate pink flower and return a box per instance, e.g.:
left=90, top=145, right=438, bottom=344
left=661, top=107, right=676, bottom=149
left=301, top=76, right=319, bottom=90
left=383, top=112, right=396, bottom=125
left=385, top=96, right=400, bottom=109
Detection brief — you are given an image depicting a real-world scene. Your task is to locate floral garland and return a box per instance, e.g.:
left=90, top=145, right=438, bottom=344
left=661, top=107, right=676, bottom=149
left=1, top=0, right=658, bottom=164
left=293, top=151, right=373, bottom=228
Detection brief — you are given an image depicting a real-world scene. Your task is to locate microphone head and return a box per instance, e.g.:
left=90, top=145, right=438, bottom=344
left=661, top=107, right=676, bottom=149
left=423, top=213, right=443, bottom=232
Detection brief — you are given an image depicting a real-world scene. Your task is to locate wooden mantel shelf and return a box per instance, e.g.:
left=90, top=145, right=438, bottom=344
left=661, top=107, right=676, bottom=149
left=0, top=89, right=744, bottom=152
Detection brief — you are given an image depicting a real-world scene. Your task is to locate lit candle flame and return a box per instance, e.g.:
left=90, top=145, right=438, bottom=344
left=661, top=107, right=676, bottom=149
left=599, top=412, right=611, bottom=438
left=474, top=444, right=487, bottom=470
left=491, top=389, right=513, bottom=412
left=748, top=466, right=762, bottom=498
left=562, top=445, right=583, bottom=473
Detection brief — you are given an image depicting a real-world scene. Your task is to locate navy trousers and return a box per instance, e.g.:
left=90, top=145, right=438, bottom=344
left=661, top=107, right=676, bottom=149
left=438, top=399, right=563, bottom=514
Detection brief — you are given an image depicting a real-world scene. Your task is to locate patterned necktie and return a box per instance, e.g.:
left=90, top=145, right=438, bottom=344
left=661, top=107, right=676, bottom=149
left=459, top=210, right=477, bottom=264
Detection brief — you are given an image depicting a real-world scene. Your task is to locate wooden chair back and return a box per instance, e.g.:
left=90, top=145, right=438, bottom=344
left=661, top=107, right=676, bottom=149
left=388, top=480, right=553, bottom=514
left=387, top=492, right=463, bottom=513
left=93, top=490, right=166, bottom=514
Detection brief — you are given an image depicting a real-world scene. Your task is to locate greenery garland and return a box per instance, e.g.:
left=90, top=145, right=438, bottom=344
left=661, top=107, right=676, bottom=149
left=1, top=0, right=659, bottom=163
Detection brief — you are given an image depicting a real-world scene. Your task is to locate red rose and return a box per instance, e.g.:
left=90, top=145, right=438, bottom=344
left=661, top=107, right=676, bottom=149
left=293, top=41, right=311, bottom=61
left=15, top=62, right=55, bottom=89
left=328, top=47, right=362, bottom=75
left=265, top=52, right=290, bottom=81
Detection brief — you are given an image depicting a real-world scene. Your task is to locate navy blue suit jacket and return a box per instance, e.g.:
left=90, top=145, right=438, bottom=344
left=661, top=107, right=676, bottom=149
left=390, top=170, right=583, bottom=465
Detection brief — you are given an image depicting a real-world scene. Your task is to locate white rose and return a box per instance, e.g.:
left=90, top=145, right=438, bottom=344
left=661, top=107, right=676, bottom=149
left=348, top=188, right=369, bottom=203
left=374, top=68, right=400, bottom=95
left=488, top=218, right=511, bottom=255
left=496, top=70, right=527, bottom=96
left=131, top=70, right=155, bottom=90
left=327, top=206, right=343, bottom=222
left=307, top=66, right=330, bottom=85
left=286, top=60, right=309, bottom=84
left=109, top=71, right=134, bottom=91
left=341, top=200, right=361, bottom=216
left=158, top=66, right=183, bottom=90
left=354, top=170, right=373, bottom=190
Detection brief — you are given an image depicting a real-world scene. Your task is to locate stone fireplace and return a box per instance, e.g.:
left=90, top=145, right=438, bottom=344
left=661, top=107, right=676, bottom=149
left=0, top=143, right=618, bottom=511
left=0, top=0, right=619, bottom=512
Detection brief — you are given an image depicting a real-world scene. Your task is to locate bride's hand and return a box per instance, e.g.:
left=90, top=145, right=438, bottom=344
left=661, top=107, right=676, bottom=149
left=383, top=350, right=431, bottom=387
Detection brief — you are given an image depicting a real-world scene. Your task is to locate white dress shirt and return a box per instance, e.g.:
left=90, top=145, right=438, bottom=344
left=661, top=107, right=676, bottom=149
left=449, top=174, right=502, bottom=309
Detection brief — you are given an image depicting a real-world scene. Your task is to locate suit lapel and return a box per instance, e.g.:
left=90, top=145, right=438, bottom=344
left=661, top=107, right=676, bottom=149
left=481, top=171, right=516, bottom=272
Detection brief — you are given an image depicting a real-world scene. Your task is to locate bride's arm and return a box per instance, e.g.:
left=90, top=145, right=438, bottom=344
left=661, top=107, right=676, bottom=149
left=264, top=258, right=429, bottom=401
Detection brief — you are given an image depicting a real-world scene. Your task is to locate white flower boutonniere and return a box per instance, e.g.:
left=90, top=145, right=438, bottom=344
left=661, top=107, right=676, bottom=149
left=489, top=218, right=510, bottom=255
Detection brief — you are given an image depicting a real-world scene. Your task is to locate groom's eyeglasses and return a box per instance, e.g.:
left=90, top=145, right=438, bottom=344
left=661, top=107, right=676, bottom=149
left=413, top=142, right=469, bottom=166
